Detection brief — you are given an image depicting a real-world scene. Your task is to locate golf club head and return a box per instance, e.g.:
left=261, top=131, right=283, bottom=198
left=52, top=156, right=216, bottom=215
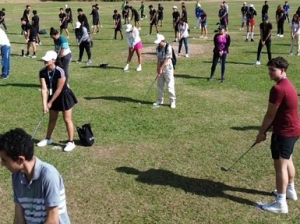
left=220, top=166, right=229, bottom=172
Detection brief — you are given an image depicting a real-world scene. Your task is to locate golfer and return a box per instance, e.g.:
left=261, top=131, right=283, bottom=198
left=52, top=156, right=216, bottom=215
left=256, top=57, right=300, bottom=214
left=153, top=34, right=176, bottom=109
left=37, top=50, right=77, bottom=152
left=0, top=128, right=71, bottom=223
left=0, top=28, right=10, bottom=79
left=208, top=25, right=231, bottom=82
left=123, top=24, right=142, bottom=72
left=177, top=18, right=189, bottom=58
left=75, top=21, right=92, bottom=66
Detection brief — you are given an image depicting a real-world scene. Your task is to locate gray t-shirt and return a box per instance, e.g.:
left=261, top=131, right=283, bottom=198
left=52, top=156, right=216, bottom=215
left=12, top=157, right=70, bottom=224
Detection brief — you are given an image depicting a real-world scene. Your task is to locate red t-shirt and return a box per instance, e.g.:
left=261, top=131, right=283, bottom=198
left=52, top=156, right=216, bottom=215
left=269, top=78, right=300, bottom=137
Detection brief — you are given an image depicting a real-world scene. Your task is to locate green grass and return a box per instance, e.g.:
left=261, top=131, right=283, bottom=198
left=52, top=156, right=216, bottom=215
left=1, top=0, right=300, bottom=223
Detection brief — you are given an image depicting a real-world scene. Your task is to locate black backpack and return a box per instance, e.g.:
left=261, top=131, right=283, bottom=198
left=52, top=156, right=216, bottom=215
left=165, top=43, right=177, bottom=69
left=76, top=124, right=94, bottom=146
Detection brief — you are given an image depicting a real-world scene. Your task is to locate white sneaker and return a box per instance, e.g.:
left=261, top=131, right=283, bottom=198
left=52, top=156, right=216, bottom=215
left=63, top=141, right=76, bottom=152
left=31, top=55, right=36, bottom=58
left=277, top=34, right=280, bottom=37
left=289, top=52, right=293, bottom=55
left=272, top=189, right=298, bottom=201
left=86, top=59, right=92, bottom=66
left=280, top=35, right=284, bottom=37
left=261, top=201, right=288, bottom=214
left=136, top=65, right=142, bottom=71
left=185, top=54, right=189, bottom=58
left=138, top=27, right=141, bottom=30
left=123, top=64, right=129, bottom=71
left=153, top=99, right=163, bottom=106
left=170, top=101, right=176, bottom=109
left=176, top=53, right=180, bottom=57
left=37, top=138, right=53, bottom=147
left=255, top=61, right=261, bottom=66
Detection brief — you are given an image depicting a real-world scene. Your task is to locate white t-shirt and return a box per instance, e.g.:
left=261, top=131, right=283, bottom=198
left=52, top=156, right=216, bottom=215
left=0, top=28, right=10, bottom=47
left=291, top=21, right=300, bottom=35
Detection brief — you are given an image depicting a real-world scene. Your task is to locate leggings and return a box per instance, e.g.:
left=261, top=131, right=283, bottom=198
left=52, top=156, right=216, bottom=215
left=210, top=53, right=227, bottom=80
left=79, top=41, right=91, bottom=61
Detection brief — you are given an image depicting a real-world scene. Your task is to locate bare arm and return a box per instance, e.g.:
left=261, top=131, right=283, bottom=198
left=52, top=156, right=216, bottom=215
left=40, top=77, right=49, bottom=113
left=13, top=203, right=25, bottom=224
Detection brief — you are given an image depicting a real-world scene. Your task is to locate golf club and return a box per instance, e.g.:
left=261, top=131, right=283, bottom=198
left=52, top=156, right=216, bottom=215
left=31, top=114, right=45, bottom=139
left=221, top=142, right=257, bottom=172
left=138, top=75, right=158, bottom=105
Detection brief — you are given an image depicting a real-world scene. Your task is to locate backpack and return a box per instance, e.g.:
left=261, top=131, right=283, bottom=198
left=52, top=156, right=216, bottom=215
left=165, top=43, right=177, bottom=69
left=39, top=29, right=47, bottom=35
left=76, top=124, right=94, bottom=146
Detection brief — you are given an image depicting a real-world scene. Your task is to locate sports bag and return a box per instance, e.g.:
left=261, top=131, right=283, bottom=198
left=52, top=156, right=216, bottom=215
left=165, top=43, right=177, bottom=69
left=76, top=124, right=94, bottom=146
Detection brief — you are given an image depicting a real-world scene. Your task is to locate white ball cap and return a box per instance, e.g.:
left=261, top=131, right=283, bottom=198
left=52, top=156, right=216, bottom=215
left=125, top=24, right=133, bottom=32
left=42, top=50, right=57, bottom=62
left=154, top=34, right=165, bottom=44
left=75, top=21, right=81, bottom=29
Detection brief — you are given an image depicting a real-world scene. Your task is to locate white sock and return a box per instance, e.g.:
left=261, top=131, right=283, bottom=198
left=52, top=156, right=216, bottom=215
left=246, top=32, right=249, bottom=39
left=287, top=182, right=295, bottom=191
left=276, top=193, right=287, bottom=204
left=251, top=32, right=254, bottom=39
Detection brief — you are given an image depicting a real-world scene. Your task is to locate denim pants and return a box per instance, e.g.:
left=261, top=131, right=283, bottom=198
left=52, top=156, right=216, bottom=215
left=1, top=45, right=10, bottom=77
left=178, top=37, right=188, bottom=54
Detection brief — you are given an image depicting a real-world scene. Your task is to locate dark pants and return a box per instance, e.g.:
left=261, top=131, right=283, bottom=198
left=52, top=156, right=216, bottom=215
left=210, top=53, right=227, bottom=80
left=271, top=133, right=299, bottom=159
left=78, top=41, right=91, bottom=61
left=277, top=19, right=284, bottom=35
left=0, top=20, right=7, bottom=30
left=178, top=37, right=188, bottom=54
left=57, top=53, right=72, bottom=83
left=257, top=40, right=271, bottom=61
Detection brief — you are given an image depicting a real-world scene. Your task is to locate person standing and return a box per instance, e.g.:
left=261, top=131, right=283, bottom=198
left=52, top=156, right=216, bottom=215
left=245, top=4, right=257, bottom=42
left=32, top=10, right=41, bottom=45
left=172, top=6, right=180, bottom=42
left=0, top=128, right=71, bottom=223
left=139, top=1, right=146, bottom=19
left=181, top=4, right=188, bottom=23
left=200, top=10, right=207, bottom=39
left=129, top=6, right=141, bottom=30
left=0, top=28, right=10, bottom=79
left=276, top=5, right=286, bottom=37
left=218, top=3, right=228, bottom=31
left=75, top=22, right=92, bottom=66
left=21, top=17, right=37, bottom=58
left=113, top=9, right=123, bottom=40
left=255, top=15, right=272, bottom=66
left=148, top=5, right=159, bottom=35
left=65, top=5, right=73, bottom=29
left=194, top=3, right=201, bottom=29
left=90, top=5, right=99, bottom=34
left=261, top=1, right=269, bottom=21
left=177, top=18, right=189, bottom=58
left=59, top=8, right=69, bottom=39
left=208, top=25, right=230, bottom=82
left=37, top=50, right=77, bottom=152
left=77, top=8, right=91, bottom=37
left=289, top=14, right=300, bottom=55
left=0, top=8, right=7, bottom=31
left=123, top=24, right=142, bottom=72
left=240, top=2, right=248, bottom=30
left=157, top=3, right=164, bottom=27
left=256, top=56, right=300, bottom=214
left=49, top=27, right=72, bottom=83
left=283, top=1, right=290, bottom=23
left=22, top=5, right=30, bottom=22
left=153, top=34, right=176, bottom=109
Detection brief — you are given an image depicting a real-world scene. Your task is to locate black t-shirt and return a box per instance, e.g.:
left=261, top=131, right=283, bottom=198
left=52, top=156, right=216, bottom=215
left=131, top=8, right=139, bottom=18
left=113, top=13, right=121, bottom=27
left=276, top=9, right=285, bottom=21
left=39, top=66, right=68, bottom=94
left=59, top=12, right=67, bottom=24
left=32, top=15, right=39, bottom=27
left=241, top=6, right=248, bottom=15
left=65, top=8, right=73, bottom=21
left=172, top=11, right=180, bottom=22
left=78, top=14, right=89, bottom=26
left=219, top=8, right=227, bottom=17
left=149, top=9, right=157, bottom=21
left=22, top=22, right=36, bottom=36
left=260, top=22, right=272, bottom=40
left=181, top=10, right=187, bottom=21
left=0, top=11, right=5, bottom=19
left=262, top=5, right=269, bottom=14
left=158, top=6, right=164, bottom=16
left=23, top=9, right=30, bottom=21
left=91, top=8, right=99, bottom=19
left=247, top=8, right=257, bottom=19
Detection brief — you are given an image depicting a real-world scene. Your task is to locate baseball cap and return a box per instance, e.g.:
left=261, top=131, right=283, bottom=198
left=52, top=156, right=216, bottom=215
left=65, top=4, right=68, bottom=8
left=75, top=21, right=81, bottom=29
left=42, top=50, right=57, bottom=62
left=154, top=34, right=165, bottom=44
left=243, top=2, right=246, bottom=5
left=197, top=3, right=201, bottom=7
left=125, top=24, right=133, bottom=32
left=218, top=25, right=225, bottom=30
left=250, top=4, right=254, bottom=7
left=172, top=6, right=177, bottom=9
left=263, top=15, right=269, bottom=20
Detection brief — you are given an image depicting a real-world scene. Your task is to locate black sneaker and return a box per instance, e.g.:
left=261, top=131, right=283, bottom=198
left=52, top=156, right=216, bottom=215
left=245, top=38, right=248, bottom=42
left=251, top=39, right=254, bottom=42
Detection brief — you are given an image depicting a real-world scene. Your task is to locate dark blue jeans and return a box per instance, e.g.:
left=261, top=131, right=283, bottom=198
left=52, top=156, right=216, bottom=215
left=178, top=37, right=188, bottom=54
left=1, top=45, right=10, bottom=77
left=210, top=53, right=227, bottom=80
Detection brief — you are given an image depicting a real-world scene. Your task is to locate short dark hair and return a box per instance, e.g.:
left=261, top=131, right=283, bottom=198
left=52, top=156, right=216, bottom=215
left=20, top=17, right=27, bottom=21
left=114, top=9, right=118, bottom=13
left=149, top=5, right=153, bottom=8
left=60, top=7, right=63, bottom=11
left=77, top=8, right=83, bottom=12
left=0, top=128, right=34, bottom=161
left=267, top=57, right=289, bottom=71
left=50, top=27, right=59, bottom=36
left=33, top=10, right=37, bottom=15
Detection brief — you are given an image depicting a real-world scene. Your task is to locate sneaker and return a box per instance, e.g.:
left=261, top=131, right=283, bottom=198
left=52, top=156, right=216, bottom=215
left=207, top=77, right=213, bottom=81
left=272, top=189, right=298, bottom=201
left=204, top=36, right=208, bottom=39
left=170, top=101, right=176, bottom=109
left=63, top=141, right=76, bottom=152
left=38, top=42, right=41, bottom=45
left=86, top=59, right=92, bottom=66
left=245, top=38, right=248, bottom=42
left=261, top=201, right=288, bottom=214
left=24, top=53, right=30, bottom=57
left=138, top=27, right=141, bottom=30
left=31, top=55, right=36, bottom=58
left=136, top=65, right=142, bottom=71
left=289, top=52, right=293, bottom=55
left=173, top=39, right=177, bottom=42
left=76, top=60, right=82, bottom=63
left=251, top=39, right=254, bottom=42
left=185, top=54, right=189, bottom=58
left=37, top=138, right=53, bottom=147
left=153, top=99, right=163, bottom=106
left=280, top=35, right=284, bottom=38
left=176, top=53, right=180, bottom=57
left=255, top=61, right=261, bottom=66
left=124, top=64, right=129, bottom=71
left=200, top=35, right=203, bottom=38
left=0, top=75, right=8, bottom=79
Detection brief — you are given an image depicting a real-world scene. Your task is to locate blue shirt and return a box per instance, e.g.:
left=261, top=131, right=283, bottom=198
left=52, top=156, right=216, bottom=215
left=12, top=157, right=71, bottom=224
left=283, top=4, right=290, bottom=13
left=54, top=35, right=71, bottom=56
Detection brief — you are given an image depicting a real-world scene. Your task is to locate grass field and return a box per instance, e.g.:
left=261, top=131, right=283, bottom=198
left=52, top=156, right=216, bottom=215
left=1, top=0, right=300, bottom=223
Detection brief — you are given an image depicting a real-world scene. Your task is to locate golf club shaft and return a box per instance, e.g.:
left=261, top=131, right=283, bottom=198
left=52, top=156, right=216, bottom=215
left=143, top=76, right=158, bottom=100
left=226, top=142, right=256, bottom=171
left=31, top=114, right=45, bottom=139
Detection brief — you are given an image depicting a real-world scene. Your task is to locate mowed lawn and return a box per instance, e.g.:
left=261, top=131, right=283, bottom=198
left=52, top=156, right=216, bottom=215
left=1, top=0, right=300, bottom=223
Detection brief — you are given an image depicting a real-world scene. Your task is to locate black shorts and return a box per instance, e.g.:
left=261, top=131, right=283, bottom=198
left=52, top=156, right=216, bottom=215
left=93, top=18, right=99, bottom=26
left=134, top=15, right=140, bottom=22
left=33, top=26, right=39, bottom=34
left=60, top=23, right=68, bottom=29
left=158, top=15, right=163, bottom=20
left=270, top=133, right=299, bottom=159
left=150, top=20, right=158, bottom=26
left=174, top=22, right=179, bottom=31
left=115, top=26, right=122, bottom=32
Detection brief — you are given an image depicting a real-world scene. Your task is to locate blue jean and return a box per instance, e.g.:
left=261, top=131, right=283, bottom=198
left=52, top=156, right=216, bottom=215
left=178, top=37, right=188, bottom=54
left=1, top=45, right=10, bottom=77
left=210, top=53, right=227, bottom=80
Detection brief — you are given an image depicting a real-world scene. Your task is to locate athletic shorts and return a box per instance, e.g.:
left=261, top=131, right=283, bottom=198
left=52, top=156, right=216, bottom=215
left=242, top=16, right=247, bottom=23
left=151, top=20, right=158, bottom=26
left=60, top=23, right=68, bottom=29
left=93, top=18, right=99, bottom=26
left=134, top=15, right=140, bottom=22
left=270, top=133, right=299, bottom=159
left=29, top=35, right=36, bottom=42
left=174, top=22, right=179, bottom=31
left=134, top=41, right=142, bottom=50
left=201, top=21, right=207, bottom=26
left=247, top=18, right=255, bottom=26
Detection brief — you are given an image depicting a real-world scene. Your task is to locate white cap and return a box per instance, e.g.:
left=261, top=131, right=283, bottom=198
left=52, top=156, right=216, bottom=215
left=172, top=6, right=177, bottom=9
left=75, top=21, right=81, bottom=29
left=65, top=4, right=68, bottom=8
left=197, top=3, right=201, bottom=7
left=154, top=34, right=165, bottom=44
left=250, top=4, right=254, bottom=7
left=125, top=24, right=133, bottom=32
left=42, top=50, right=57, bottom=61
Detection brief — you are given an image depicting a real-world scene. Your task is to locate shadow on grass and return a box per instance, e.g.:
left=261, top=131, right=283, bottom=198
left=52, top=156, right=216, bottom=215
left=231, top=126, right=273, bottom=132
left=80, top=65, right=123, bottom=70
left=116, top=167, right=271, bottom=206
left=174, top=74, right=208, bottom=79
left=202, top=60, right=253, bottom=65
left=0, top=83, right=40, bottom=88
left=84, top=96, right=153, bottom=105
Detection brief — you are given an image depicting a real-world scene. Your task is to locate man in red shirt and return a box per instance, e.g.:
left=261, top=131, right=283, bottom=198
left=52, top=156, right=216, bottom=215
left=256, top=57, right=300, bottom=213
